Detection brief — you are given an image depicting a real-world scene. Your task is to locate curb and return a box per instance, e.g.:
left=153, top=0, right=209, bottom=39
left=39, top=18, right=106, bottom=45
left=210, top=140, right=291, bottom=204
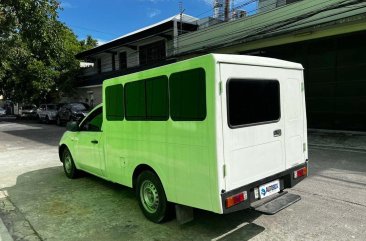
left=308, top=144, right=366, bottom=153
left=0, top=216, right=13, bottom=241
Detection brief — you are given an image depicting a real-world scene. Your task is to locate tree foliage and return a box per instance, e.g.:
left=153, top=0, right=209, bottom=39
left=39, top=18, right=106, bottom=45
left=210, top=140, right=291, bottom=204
left=0, top=0, right=97, bottom=103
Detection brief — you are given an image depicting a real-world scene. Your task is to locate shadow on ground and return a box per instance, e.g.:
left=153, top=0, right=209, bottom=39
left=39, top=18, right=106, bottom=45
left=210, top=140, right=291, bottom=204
left=0, top=119, right=65, bottom=146
left=0, top=167, right=264, bottom=241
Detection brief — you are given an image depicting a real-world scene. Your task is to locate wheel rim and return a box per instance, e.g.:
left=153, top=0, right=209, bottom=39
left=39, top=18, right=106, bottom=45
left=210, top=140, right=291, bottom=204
left=64, top=152, right=72, bottom=174
left=140, top=180, right=159, bottom=213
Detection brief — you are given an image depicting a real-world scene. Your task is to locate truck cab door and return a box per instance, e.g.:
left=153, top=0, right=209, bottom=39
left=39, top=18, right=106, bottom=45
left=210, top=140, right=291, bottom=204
left=75, top=107, right=105, bottom=177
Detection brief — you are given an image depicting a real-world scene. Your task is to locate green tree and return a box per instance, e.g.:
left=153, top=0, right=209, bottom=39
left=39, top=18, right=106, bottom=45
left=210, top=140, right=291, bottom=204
left=80, top=35, right=98, bottom=51
left=0, top=0, right=97, bottom=104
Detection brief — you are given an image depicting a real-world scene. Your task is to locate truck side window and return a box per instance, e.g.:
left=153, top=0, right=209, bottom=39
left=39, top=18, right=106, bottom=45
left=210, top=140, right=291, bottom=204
left=80, top=107, right=103, bottom=132
left=227, top=79, right=280, bottom=128
left=169, top=68, right=206, bottom=121
left=124, top=76, right=169, bottom=121
left=106, top=84, right=124, bottom=121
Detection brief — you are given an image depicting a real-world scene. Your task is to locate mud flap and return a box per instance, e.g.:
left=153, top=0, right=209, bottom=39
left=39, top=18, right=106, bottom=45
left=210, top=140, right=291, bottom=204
left=175, top=204, right=194, bottom=224
left=251, top=192, right=301, bottom=215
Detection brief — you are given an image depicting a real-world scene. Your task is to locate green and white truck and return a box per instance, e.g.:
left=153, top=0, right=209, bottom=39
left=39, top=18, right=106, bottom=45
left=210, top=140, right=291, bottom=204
left=59, top=54, right=308, bottom=223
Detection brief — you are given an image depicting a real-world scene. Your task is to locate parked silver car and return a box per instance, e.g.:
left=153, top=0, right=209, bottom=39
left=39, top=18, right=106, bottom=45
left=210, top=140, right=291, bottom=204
left=19, top=105, right=38, bottom=119
left=37, top=104, right=58, bottom=123
left=0, top=107, right=6, bottom=117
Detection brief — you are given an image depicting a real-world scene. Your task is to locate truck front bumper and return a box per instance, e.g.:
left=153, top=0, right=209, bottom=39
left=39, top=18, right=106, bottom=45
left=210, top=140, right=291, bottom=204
left=221, top=161, right=308, bottom=214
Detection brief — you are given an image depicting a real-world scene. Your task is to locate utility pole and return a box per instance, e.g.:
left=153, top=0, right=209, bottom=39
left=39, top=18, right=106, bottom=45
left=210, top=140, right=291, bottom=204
left=224, top=0, right=230, bottom=21
left=179, top=1, right=185, bottom=36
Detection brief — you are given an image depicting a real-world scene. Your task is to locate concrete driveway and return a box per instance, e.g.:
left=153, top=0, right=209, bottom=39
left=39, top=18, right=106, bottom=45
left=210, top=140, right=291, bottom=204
left=0, top=120, right=365, bottom=241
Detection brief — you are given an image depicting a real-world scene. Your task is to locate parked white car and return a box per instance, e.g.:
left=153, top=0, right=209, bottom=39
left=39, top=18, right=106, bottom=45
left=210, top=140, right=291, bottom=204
left=37, top=104, right=58, bottom=123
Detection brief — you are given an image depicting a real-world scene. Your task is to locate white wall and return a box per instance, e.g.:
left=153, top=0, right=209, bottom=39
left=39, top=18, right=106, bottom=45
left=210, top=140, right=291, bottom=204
left=77, top=86, right=102, bottom=107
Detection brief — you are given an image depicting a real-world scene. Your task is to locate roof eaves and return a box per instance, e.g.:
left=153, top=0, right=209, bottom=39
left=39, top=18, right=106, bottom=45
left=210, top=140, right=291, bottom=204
left=76, top=14, right=198, bottom=59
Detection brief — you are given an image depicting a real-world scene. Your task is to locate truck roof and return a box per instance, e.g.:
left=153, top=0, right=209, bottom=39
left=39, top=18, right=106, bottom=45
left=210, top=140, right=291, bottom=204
left=211, top=54, right=304, bottom=70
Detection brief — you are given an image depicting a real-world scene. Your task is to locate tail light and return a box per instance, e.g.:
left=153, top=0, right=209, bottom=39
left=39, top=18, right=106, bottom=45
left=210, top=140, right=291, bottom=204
left=225, top=191, right=248, bottom=208
left=294, top=167, right=307, bottom=179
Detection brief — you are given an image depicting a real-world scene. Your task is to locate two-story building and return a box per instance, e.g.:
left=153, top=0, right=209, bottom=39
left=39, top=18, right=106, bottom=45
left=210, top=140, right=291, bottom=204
left=76, top=0, right=366, bottom=131
left=75, top=14, right=198, bottom=105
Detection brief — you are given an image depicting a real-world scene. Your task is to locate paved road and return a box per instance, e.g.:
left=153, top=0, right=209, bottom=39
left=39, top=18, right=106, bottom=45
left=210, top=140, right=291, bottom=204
left=0, top=120, right=365, bottom=241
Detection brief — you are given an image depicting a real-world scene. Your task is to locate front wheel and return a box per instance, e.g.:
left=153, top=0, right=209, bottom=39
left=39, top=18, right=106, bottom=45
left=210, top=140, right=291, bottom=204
left=136, top=171, right=173, bottom=223
left=62, top=148, right=79, bottom=179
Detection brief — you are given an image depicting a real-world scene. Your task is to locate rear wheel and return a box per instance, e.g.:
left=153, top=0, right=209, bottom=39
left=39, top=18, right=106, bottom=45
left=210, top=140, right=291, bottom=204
left=62, top=148, right=79, bottom=179
left=136, top=171, right=173, bottom=223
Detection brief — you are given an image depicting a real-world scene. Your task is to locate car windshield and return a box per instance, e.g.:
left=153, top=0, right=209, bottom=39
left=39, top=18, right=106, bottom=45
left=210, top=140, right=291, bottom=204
left=47, top=105, right=57, bottom=110
left=23, top=105, right=35, bottom=109
left=70, top=103, right=88, bottom=111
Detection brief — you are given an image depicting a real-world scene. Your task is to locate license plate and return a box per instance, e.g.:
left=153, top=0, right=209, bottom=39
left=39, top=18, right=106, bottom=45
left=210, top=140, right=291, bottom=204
left=259, top=179, right=280, bottom=199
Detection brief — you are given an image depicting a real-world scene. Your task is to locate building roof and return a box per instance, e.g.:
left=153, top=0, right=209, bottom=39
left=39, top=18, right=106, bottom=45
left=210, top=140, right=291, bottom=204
left=76, top=14, right=199, bottom=59
left=176, top=0, right=366, bottom=55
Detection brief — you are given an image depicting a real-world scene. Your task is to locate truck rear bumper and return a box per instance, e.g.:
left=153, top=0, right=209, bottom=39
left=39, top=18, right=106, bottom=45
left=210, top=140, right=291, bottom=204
left=221, top=161, right=308, bottom=214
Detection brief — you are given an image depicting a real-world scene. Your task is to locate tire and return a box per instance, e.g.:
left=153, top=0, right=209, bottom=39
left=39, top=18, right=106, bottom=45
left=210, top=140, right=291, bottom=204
left=62, top=148, right=79, bottom=179
left=45, top=116, right=50, bottom=124
left=136, top=171, right=173, bottom=223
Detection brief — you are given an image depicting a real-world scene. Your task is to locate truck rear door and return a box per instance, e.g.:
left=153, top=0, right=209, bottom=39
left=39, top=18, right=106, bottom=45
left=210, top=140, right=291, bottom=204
left=220, top=63, right=286, bottom=191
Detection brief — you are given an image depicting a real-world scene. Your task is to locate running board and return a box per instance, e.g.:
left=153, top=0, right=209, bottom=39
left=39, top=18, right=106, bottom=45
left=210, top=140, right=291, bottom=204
left=251, top=192, right=301, bottom=215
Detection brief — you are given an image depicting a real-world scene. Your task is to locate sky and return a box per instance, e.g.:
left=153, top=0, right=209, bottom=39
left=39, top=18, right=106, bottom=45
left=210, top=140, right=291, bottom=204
left=58, top=0, right=258, bottom=45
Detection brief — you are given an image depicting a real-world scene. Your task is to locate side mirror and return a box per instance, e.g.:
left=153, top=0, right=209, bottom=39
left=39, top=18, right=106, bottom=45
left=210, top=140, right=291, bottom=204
left=66, top=121, right=79, bottom=132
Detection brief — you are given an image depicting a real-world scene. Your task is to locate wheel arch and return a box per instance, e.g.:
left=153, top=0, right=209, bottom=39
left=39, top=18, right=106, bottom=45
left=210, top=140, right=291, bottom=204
left=58, top=144, right=68, bottom=162
left=132, top=164, right=159, bottom=190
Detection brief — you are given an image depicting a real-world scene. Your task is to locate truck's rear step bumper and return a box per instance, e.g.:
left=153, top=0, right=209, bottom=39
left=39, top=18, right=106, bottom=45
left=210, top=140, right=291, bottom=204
left=251, top=191, right=301, bottom=215
left=221, top=161, right=307, bottom=214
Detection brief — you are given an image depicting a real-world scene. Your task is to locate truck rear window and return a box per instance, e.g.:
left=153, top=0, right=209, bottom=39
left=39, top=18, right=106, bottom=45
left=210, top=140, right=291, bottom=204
left=227, top=79, right=280, bottom=128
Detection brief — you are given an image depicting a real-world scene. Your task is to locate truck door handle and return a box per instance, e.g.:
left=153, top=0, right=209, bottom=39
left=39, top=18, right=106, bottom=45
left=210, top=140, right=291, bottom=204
left=273, top=129, right=282, bottom=137
left=91, top=140, right=98, bottom=144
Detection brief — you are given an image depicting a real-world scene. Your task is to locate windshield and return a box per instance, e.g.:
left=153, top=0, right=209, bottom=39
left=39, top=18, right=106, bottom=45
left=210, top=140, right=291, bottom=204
left=47, top=105, right=57, bottom=110
left=23, top=105, right=35, bottom=109
left=70, top=103, right=89, bottom=111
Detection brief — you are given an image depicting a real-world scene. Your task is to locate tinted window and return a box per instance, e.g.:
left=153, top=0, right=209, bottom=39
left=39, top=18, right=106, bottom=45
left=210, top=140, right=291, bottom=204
left=139, top=40, right=166, bottom=66
left=124, top=76, right=169, bottom=121
left=227, top=79, right=280, bottom=127
left=47, top=105, right=57, bottom=110
left=70, top=103, right=88, bottom=111
left=125, top=80, right=146, bottom=120
left=146, top=76, right=169, bottom=120
left=106, top=84, right=124, bottom=121
left=169, top=68, right=206, bottom=121
left=80, top=107, right=103, bottom=132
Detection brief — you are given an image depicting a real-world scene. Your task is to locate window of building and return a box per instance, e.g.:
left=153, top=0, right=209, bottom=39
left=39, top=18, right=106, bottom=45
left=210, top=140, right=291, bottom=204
left=169, top=68, right=206, bottom=121
left=227, top=79, right=280, bottom=128
left=139, top=40, right=166, bottom=66
left=124, top=76, right=169, bottom=121
left=105, top=84, right=124, bottom=121
left=97, top=58, right=101, bottom=74
left=112, top=53, right=116, bottom=71
left=119, top=52, right=127, bottom=70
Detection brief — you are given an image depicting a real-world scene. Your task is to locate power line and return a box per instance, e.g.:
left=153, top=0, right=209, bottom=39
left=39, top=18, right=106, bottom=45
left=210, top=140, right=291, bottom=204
left=68, top=24, right=120, bottom=37
left=81, top=0, right=363, bottom=69
left=172, top=0, right=353, bottom=53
